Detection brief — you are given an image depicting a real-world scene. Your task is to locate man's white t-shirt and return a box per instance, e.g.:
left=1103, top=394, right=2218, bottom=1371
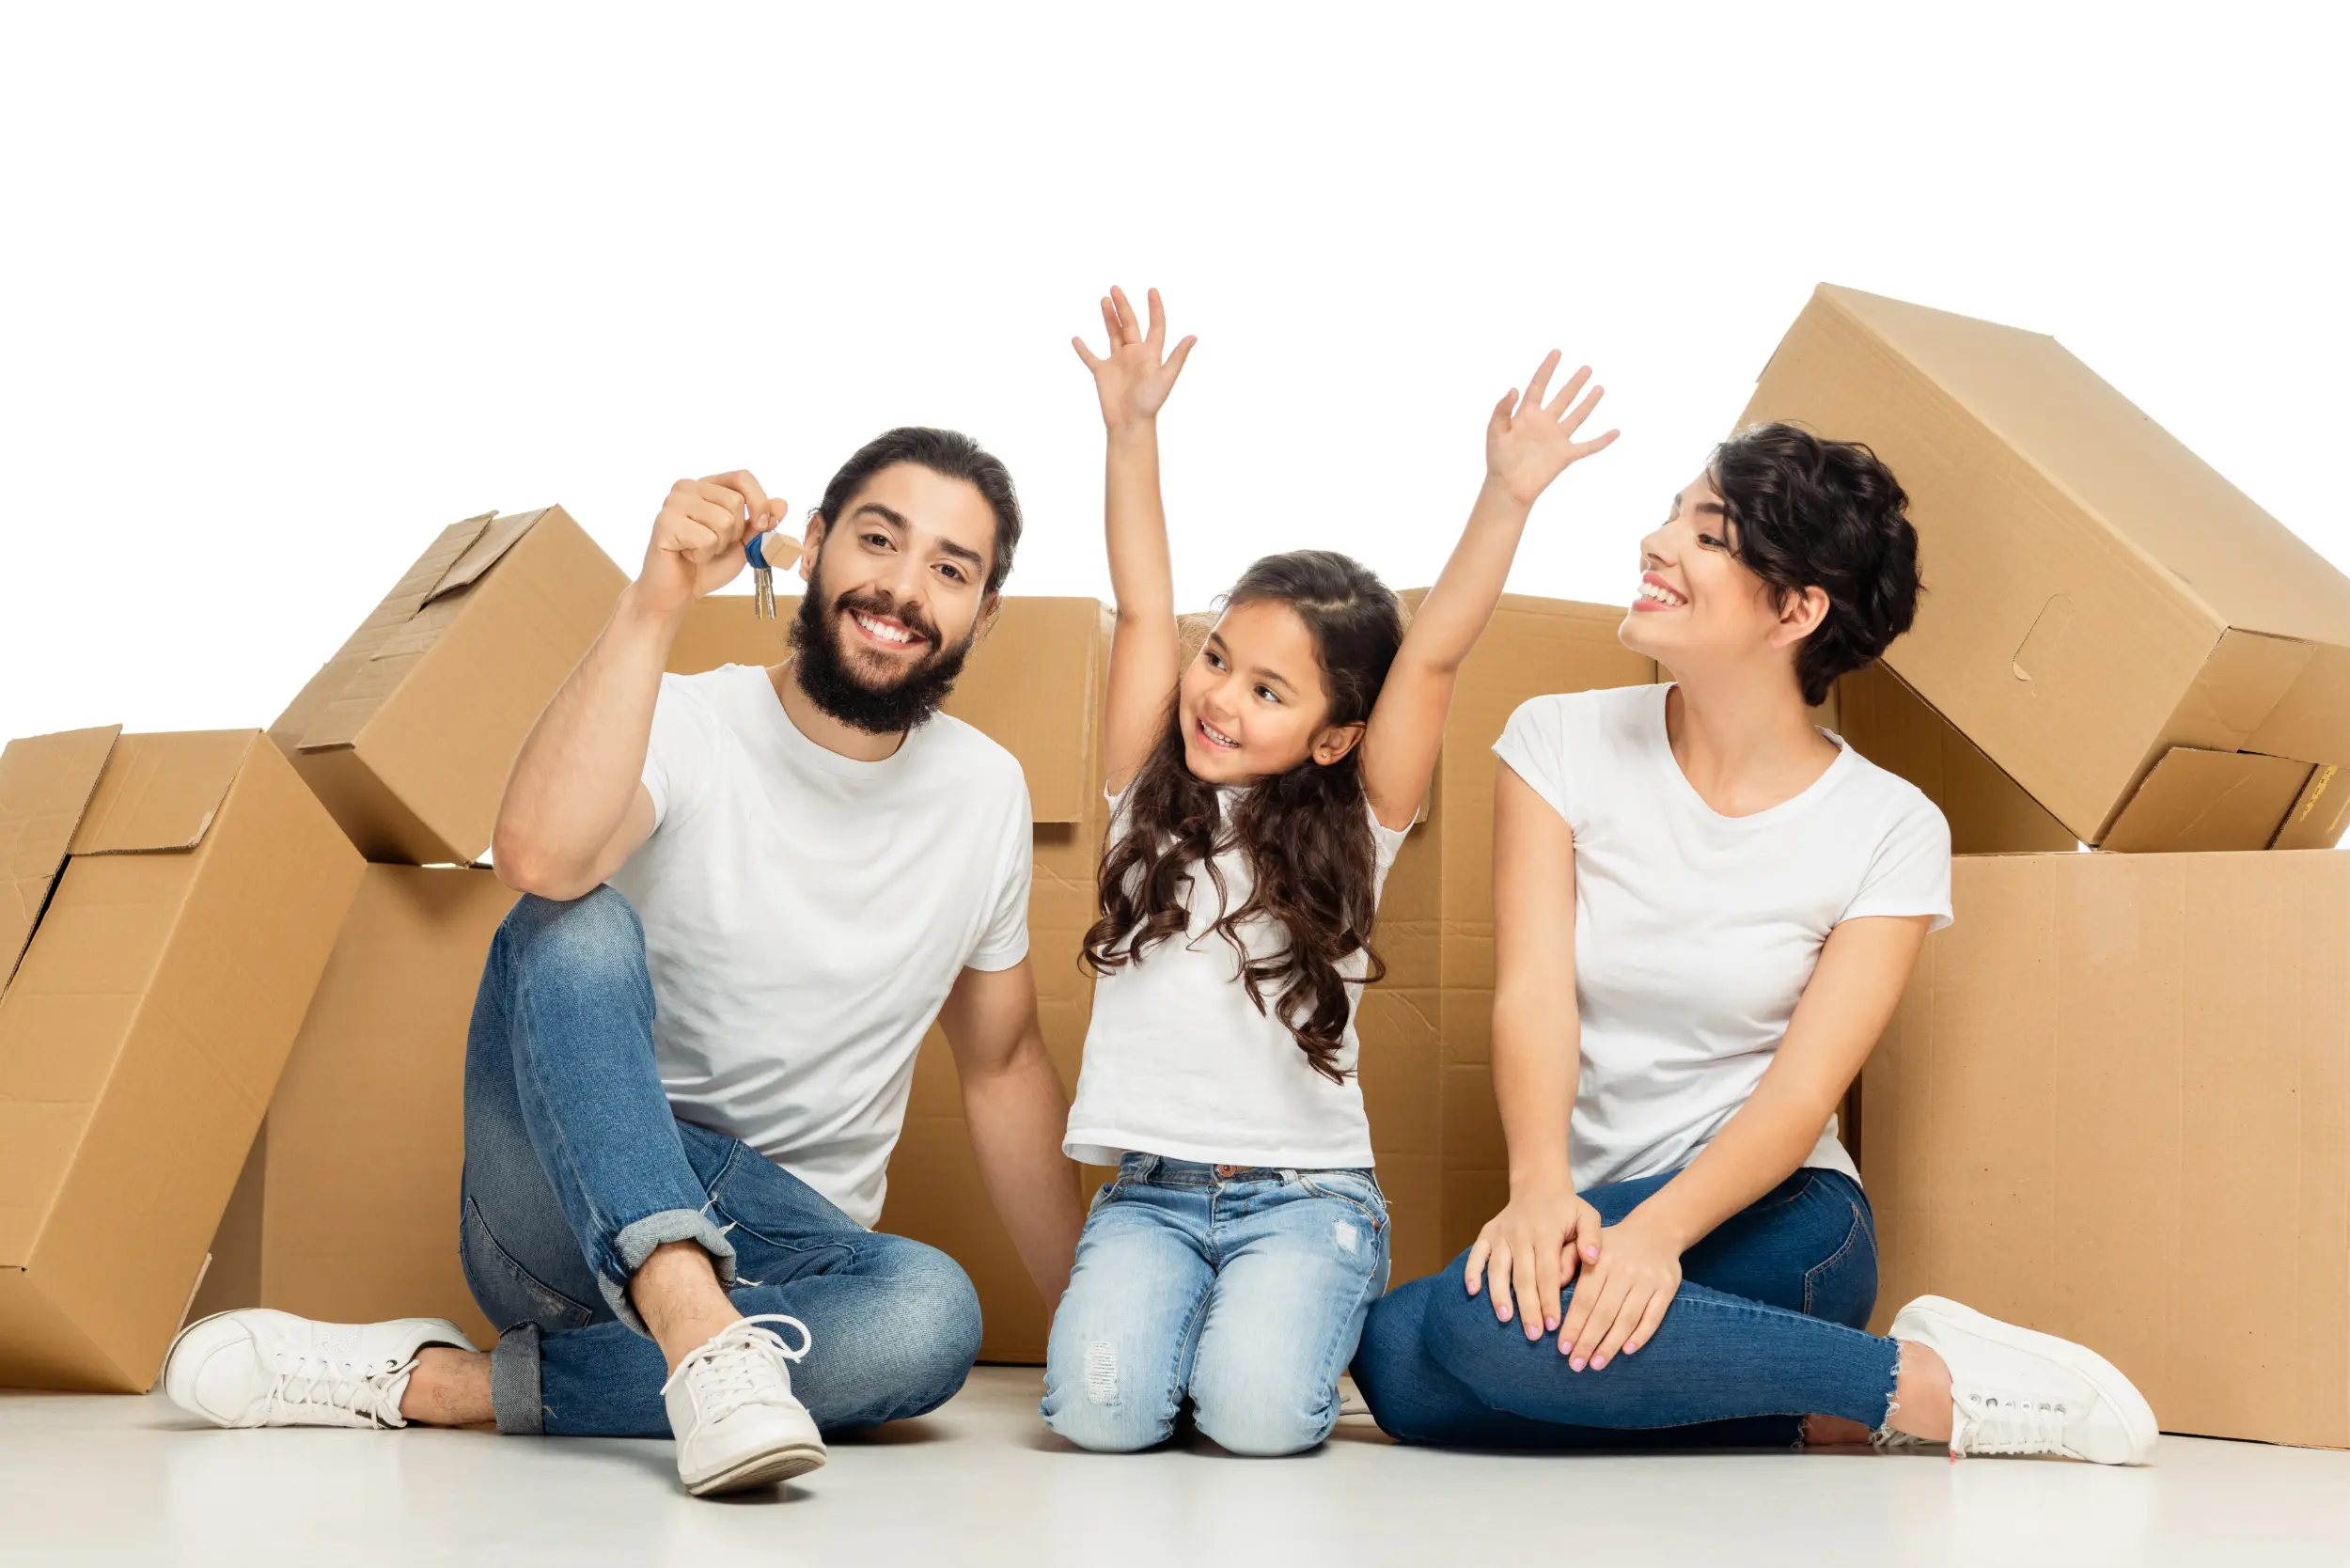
left=1493, top=682, right=1951, bottom=1193
left=1062, top=790, right=1411, bottom=1169
left=610, top=664, right=1033, bottom=1228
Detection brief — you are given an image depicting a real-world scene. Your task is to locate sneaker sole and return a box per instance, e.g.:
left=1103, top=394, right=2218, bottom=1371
left=685, top=1442, right=829, bottom=1497
left=1896, top=1296, right=2159, bottom=1465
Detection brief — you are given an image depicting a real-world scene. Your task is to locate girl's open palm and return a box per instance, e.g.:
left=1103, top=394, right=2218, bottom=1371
left=1486, top=351, right=1619, bottom=507
left=1073, top=286, right=1197, bottom=429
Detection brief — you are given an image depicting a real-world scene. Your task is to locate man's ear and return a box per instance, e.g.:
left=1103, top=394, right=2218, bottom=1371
left=1311, top=721, right=1367, bottom=767
left=975, top=590, right=1002, bottom=642
left=796, top=512, right=829, bottom=583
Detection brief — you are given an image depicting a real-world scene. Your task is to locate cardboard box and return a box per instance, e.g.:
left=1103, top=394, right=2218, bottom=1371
left=1741, top=284, right=2350, bottom=853
left=1864, top=848, right=2350, bottom=1447
left=271, top=507, right=627, bottom=866
left=0, top=727, right=363, bottom=1391
left=666, top=594, right=1110, bottom=1362
left=1834, top=663, right=2079, bottom=856
left=188, top=867, right=517, bottom=1348
left=1361, top=595, right=1657, bottom=1279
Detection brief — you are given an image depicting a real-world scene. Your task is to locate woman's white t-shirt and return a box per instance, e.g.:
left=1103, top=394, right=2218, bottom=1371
left=1493, top=682, right=1951, bottom=1193
left=1062, top=789, right=1411, bottom=1169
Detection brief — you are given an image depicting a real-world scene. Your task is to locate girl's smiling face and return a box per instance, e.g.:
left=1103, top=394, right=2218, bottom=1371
left=1178, top=599, right=1363, bottom=784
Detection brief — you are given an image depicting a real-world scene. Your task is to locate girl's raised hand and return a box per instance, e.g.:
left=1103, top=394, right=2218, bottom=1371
left=1485, top=351, right=1619, bottom=507
left=1073, top=286, right=1198, bottom=430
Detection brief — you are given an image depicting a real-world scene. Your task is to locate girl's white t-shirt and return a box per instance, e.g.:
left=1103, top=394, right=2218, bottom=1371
left=1062, top=788, right=1410, bottom=1169
left=1493, top=682, right=1952, bottom=1193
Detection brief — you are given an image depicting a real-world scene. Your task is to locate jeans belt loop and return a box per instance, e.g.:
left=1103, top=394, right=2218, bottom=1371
left=1280, top=1167, right=1301, bottom=1184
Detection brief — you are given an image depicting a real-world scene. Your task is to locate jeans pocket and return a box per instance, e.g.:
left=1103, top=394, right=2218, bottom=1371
left=461, top=1195, right=599, bottom=1332
left=1296, top=1169, right=1389, bottom=1231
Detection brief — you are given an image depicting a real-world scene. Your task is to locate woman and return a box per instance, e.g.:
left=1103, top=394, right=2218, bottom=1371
left=1352, top=423, right=2157, bottom=1463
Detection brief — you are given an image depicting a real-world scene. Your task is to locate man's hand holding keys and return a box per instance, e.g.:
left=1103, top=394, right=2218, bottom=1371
left=635, top=470, right=800, bottom=616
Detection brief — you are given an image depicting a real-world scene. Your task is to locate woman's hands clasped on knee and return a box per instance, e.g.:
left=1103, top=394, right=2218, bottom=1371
left=1557, top=1211, right=1684, bottom=1372
left=1464, top=1185, right=1604, bottom=1341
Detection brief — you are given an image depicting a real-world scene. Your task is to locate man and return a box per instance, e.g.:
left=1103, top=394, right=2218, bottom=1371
left=163, top=428, right=1086, bottom=1497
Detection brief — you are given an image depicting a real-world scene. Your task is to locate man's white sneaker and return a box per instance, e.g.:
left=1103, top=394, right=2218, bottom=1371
left=162, top=1309, right=476, bottom=1430
left=661, top=1314, right=827, bottom=1497
left=1890, top=1295, right=2159, bottom=1466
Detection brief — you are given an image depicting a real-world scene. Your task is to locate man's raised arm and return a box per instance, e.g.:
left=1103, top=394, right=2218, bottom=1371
left=492, top=469, right=788, bottom=899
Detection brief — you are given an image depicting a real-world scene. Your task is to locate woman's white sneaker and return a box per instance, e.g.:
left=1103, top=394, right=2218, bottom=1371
left=162, top=1309, right=477, bottom=1429
left=661, top=1314, right=828, bottom=1497
left=1890, top=1295, right=2159, bottom=1465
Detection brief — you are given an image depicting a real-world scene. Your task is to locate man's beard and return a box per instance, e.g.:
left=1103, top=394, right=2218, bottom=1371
left=788, top=567, right=976, bottom=736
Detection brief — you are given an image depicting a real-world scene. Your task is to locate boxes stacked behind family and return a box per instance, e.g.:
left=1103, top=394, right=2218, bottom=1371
left=1758, top=284, right=2350, bottom=1447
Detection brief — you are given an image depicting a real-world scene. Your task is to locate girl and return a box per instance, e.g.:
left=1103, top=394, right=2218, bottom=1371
left=1352, top=424, right=2159, bottom=1464
left=1041, top=287, right=1617, bottom=1456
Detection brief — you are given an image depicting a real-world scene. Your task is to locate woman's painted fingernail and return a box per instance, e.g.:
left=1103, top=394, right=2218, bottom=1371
left=1592, top=1356, right=1608, bottom=1370
left=1570, top=1356, right=1587, bottom=1372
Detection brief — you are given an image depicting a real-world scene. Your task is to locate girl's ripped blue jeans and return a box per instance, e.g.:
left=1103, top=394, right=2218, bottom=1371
left=1042, top=1154, right=1392, bottom=1456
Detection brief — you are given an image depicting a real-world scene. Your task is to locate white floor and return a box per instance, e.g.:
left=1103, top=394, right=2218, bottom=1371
left=6, top=1367, right=2346, bottom=1566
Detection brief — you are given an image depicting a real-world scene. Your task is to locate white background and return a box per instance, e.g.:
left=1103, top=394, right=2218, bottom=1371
left=2, top=2, right=2343, bottom=742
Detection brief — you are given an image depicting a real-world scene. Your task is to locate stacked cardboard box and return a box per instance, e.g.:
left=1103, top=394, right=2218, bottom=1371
left=181, top=510, right=628, bottom=1351
left=1747, top=285, right=2350, bottom=1447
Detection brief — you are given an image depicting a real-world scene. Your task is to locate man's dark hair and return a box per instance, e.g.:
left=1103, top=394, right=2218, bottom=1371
left=814, top=426, right=1023, bottom=594
left=1708, top=423, right=1921, bottom=707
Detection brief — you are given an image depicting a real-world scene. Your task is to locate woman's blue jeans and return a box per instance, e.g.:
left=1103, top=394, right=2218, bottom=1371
left=459, top=886, right=983, bottom=1437
left=1353, top=1168, right=1902, bottom=1448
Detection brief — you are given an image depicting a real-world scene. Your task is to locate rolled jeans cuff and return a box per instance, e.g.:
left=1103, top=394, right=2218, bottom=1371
left=602, top=1207, right=739, bottom=1336
left=491, top=1323, right=544, bottom=1436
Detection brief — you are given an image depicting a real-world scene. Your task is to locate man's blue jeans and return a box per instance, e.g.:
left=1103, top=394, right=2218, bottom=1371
left=1353, top=1168, right=1902, bottom=1448
left=459, top=886, right=983, bottom=1437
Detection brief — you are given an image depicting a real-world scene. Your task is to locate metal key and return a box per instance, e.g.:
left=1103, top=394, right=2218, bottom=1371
left=745, top=534, right=776, bottom=619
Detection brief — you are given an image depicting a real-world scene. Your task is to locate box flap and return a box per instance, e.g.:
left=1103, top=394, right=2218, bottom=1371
left=0, top=727, right=122, bottom=995
left=2272, top=764, right=2350, bottom=851
left=68, top=732, right=258, bottom=855
left=2098, top=747, right=2313, bottom=853
left=1816, top=286, right=2350, bottom=650
left=425, top=509, right=544, bottom=605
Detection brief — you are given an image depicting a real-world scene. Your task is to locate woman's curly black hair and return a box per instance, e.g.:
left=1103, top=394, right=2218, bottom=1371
left=1082, top=550, right=1403, bottom=1085
left=1708, top=422, right=1921, bottom=706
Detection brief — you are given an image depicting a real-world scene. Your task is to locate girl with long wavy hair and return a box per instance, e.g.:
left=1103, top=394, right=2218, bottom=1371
left=1041, top=287, right=1617, bottom=1455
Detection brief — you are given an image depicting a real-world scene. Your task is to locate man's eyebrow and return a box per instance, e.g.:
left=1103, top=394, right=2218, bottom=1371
left=849, top=501, right=909, bottom=529
left=933, top=537, right=986, bottom=570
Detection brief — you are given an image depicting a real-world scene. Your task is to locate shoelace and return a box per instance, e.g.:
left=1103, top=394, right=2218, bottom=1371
left=1954, top=1391, right=2071, bottom=1456
left=262, top=1352, right=413, bottom=1428
left=660, top=1314, right=814, bottom=1423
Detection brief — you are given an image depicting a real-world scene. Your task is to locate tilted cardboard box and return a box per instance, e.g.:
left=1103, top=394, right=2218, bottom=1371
left=666, top=594, right=1109, bottom=1363
left=1864, top=849, right=2350, bottom=1448
left=1742, top=285, right=2350, bottom=853
left=0, top=727, right=362, bottom=1391
left=189, top=867, right=517, bottom=1348
left=271, top=507, right=627, bottom=866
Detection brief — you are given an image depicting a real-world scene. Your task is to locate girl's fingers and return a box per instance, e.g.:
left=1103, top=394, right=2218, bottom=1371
left=1164, top=335, right=1198, bottom=382
left=1145, top=287, right=1167, bottom=349
left=1111, top=285, right=1139, bottom=342
left=1544, top=365, right=1593, bottom=418
left=1489, top=1241, right=1514, bottom=1321
left=1575, top=429, right=1623, bottom=459
left=1557, top=1259, right=1601, bottom=1352
left=1535, top=1243, right=1562, bottom=1335
left=1465, top=1237, right=1491, bottom=1296
left=1520, top=350, right=1562, bottom=416
left=1073, top=336, right=1103, bottom=369
left=1572, top=1277, right=1636, bottom=1371
left=1100, top=297, right=1120, bottom=345
left=1559, top=382, right=1606, bottom=433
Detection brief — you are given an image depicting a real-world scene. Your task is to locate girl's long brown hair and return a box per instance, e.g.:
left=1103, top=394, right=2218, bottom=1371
left=1082, top=551, right=1405, bottom=1084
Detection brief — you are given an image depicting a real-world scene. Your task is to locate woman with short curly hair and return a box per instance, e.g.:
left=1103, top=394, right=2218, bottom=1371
left=1354, top=424, right=2160, bottom=1465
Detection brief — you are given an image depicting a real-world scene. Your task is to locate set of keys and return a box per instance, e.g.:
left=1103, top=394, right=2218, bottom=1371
left=745, top=534, right=778, bottom=619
